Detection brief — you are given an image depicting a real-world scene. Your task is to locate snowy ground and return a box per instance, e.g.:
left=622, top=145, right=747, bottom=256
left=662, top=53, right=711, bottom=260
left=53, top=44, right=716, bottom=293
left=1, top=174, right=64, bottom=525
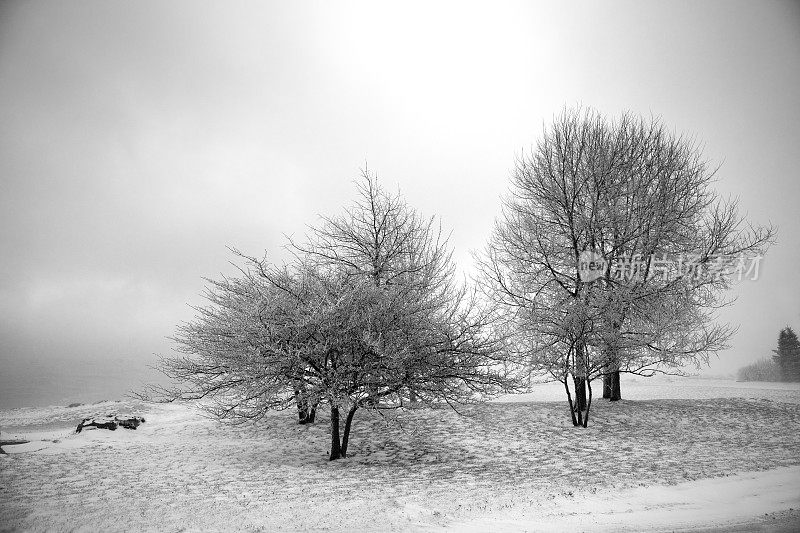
left=2, top=377, right=800, bottom=532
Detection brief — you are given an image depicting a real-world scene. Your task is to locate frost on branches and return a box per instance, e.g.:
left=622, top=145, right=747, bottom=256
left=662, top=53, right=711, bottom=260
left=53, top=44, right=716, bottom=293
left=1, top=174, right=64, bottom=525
left=478, top=107, right=774, bottom=427
left=146, top=172, right=516, bottom=460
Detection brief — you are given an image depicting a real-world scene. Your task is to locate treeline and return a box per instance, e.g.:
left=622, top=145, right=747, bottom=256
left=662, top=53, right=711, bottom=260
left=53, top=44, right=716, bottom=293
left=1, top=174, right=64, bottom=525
left=737, top=358, right=782, bottom=382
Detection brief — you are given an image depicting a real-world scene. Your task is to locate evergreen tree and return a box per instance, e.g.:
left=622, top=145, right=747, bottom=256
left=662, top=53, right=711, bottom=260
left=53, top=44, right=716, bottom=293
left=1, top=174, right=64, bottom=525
left=772, top=327, right=800, bottom=381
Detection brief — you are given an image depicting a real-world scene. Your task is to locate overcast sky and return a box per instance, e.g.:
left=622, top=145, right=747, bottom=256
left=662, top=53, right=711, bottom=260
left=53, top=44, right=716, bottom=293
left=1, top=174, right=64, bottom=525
left=1, top=1, right=799, bottom=408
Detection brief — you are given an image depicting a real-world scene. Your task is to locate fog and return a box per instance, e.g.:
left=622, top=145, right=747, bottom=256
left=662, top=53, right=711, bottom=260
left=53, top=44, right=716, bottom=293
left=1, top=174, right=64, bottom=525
left=1, top=0, right=799, bottom=408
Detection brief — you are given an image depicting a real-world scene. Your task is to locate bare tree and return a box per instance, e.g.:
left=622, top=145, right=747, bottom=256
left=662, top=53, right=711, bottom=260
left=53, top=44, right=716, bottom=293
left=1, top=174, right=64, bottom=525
left=478, top=107, right=774, bottom=425
left=147, top=170, right=514, bottom=460
left=286, top=170, right=514, bottom=458
left=144, top=265, right=320, bottom=425
left=586, top=112, right=774, bottom=400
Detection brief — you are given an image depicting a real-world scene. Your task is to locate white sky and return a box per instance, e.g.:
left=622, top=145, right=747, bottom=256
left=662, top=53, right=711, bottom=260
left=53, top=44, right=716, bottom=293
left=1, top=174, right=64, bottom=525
left=1, top=1, right=799, bottom=407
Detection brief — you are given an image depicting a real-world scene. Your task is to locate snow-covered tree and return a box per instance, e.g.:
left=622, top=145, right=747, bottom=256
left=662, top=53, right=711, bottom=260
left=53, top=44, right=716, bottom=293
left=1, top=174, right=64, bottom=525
left=148, top=265, right=321, bottom=424
left=585, top=111, right=773, bottom=400
left=149, top=171, right=514, bottom=460
left=284, top=170, right=515, bottom=458
left=478, top=107, right=774, bottom=426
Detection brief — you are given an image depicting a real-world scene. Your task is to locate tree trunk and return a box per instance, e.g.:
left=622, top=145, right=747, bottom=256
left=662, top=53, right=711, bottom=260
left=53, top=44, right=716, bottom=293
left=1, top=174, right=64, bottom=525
left=573, top=376, right=587, bottom=412
left=572, top=375, right=586, bottom=427
left=340, top=406, right=358, bottom=457
left=602, top=373, right=612, bottom=399
left=329, top=407, right=342, bottom=461
left=573, top=342, right=587, bottom=413
left=563, top=380, right=579, bottom=426
left=307, top=404, right=317, bottom=423
left=604, top=327, right=621, bottom=400
left=610, top=370, right=621, bottom=401
left=295, top=388, right=316, bottom=424
left=297, top=402, right=310, bottom=424
left=583, top=379, right=593, bottom=428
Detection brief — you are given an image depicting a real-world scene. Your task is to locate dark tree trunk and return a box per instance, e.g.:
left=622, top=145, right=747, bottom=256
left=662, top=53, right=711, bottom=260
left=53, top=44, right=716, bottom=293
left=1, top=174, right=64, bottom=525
left=340, top=406, right=358, bottom=457
left=307, top=404, right=317, bottom=423
left=604, top=328, right=621, bottom=400
left=295, top=388, right=316, bottom=424
left=297, top=403, right=310, bottom=424
left=563, top=380, right=579, bottom=426
left=610, top=370, right=621, bottom=401
left=573, top=341, right=587, bottom=413
left=329, top=407, right=342, bottom=460
left=602, top=373, right=612, bottom=399
left=573, top=376, right=587, bottom=412
left=572, top=375, right=586, bottom=427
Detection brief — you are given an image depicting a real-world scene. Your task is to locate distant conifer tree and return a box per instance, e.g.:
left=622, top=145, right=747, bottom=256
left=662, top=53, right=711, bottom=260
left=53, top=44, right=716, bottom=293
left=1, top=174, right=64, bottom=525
left=772, top=327, right=800, bottom=381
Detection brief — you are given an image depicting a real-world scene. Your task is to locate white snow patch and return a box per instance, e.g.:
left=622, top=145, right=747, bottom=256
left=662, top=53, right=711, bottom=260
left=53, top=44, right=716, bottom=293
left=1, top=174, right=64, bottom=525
left=445, top=467, right=800, bottom=532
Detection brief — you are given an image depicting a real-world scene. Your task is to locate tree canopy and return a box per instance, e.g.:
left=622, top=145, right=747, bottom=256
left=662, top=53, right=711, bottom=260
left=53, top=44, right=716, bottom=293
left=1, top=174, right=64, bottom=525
left=150, top=171, right=514, bottom=459
left=478, top=107, right=774, bottom=426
